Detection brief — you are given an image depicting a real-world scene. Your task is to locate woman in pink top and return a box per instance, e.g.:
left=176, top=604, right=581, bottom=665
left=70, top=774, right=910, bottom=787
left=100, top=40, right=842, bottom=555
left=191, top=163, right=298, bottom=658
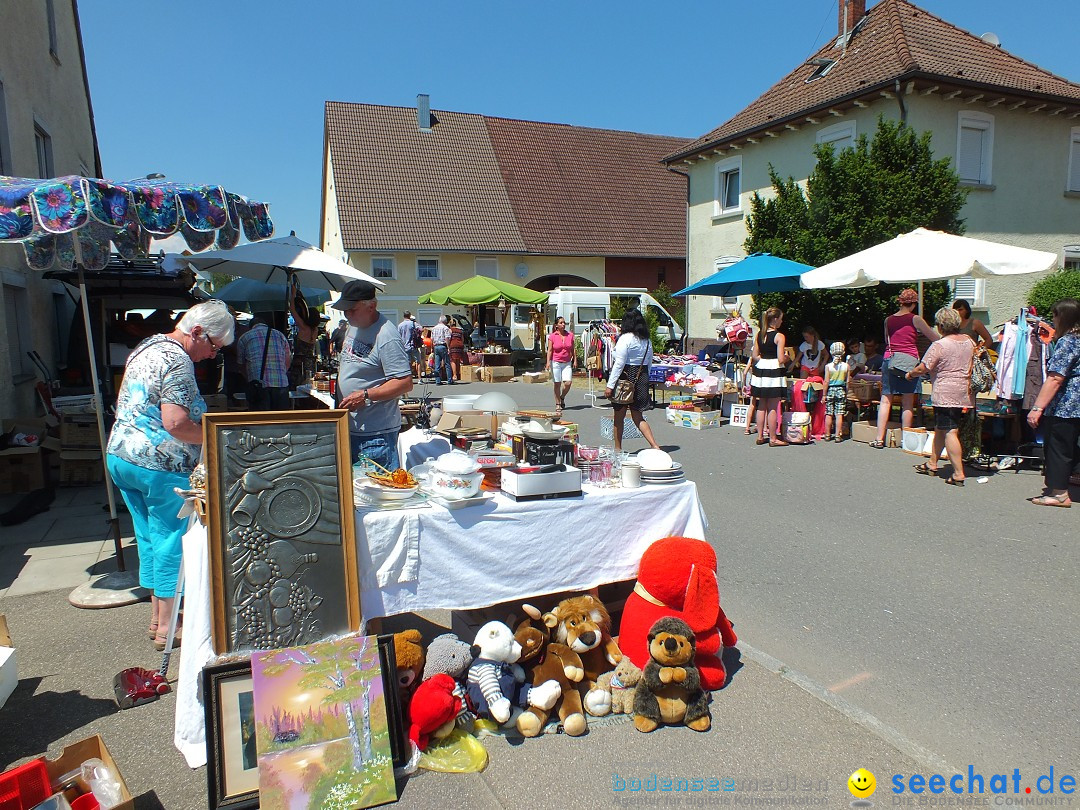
left=871, top=288, right=939, bottom=448
left=906, top=307, right=975, bottom=486
left=546, top=316, right=576, bottom=416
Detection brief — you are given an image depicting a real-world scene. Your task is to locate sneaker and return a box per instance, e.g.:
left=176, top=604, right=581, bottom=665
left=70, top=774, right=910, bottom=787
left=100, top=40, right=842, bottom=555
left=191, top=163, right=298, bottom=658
left=998, top=456, right=1016, bottom=470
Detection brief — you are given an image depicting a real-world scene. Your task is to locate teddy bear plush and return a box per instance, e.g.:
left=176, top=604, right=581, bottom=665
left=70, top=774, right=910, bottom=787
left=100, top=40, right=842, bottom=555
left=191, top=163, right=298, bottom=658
left=421, top=632, right=475, bottom=731
left=595, top=657, right=642, bottom=715
left=466, top=620, right=561, bottom=727
left=632, top=616, right=711, bottom=733
left=544, top=594, right=623, bottom=717
left=408, top=673, right=461, bottom=751
left=393, top=629, right=425, bottom=710
left=513, top=604, right=587, bottom=737
left=619, top=537, right=736, bottom=692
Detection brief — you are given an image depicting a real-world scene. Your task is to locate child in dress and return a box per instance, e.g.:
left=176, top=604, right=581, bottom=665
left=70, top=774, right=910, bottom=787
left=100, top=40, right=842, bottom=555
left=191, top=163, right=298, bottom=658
left=824, top=341, right=850, bottom=441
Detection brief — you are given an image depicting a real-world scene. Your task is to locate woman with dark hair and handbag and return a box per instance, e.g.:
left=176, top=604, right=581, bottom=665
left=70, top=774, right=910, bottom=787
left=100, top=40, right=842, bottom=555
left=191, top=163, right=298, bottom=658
left=1025, top=298, right=1080, bottom=507
left=870, top=288, right=940, bottom=449
left=604, top=309, right=661, bottom=454
left=749, top=307, right=789, bottom=447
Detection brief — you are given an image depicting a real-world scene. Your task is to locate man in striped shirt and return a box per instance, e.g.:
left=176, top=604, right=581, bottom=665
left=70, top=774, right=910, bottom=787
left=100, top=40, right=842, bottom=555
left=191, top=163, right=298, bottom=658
left=236, top=315, right=291, bottom=410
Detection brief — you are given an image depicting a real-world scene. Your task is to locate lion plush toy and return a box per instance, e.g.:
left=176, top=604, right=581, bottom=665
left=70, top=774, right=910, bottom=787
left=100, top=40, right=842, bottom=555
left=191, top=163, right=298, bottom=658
left=595, top=657, right=642, bottom=715
left=619, top=537, right=736, bottom=692
left=633, top=616, right=711, bottom=733
left=513, top=604, right=586, bottom=737
left=544, top=594, right=622, bottom=717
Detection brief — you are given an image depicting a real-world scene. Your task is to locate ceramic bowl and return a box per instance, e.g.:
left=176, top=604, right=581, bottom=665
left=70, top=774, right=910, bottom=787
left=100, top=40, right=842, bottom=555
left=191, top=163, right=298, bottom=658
left=636, top=448, right=674, bottom=471
left=428, top=469, right=484, bottom=500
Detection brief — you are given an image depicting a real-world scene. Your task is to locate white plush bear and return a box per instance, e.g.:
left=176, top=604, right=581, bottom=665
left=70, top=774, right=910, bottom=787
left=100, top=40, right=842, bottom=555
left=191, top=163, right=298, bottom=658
left=466, top=621, right=561, bottom=726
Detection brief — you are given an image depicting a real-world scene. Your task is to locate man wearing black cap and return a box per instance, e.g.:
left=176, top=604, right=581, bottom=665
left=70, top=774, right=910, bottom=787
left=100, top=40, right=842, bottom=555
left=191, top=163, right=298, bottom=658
left=334, top=280, right=413, bottom=470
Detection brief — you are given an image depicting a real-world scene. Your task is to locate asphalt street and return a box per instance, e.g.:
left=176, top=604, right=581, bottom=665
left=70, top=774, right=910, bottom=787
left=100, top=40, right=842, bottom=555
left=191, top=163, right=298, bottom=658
left=0, top=375, right=1075, bottom=808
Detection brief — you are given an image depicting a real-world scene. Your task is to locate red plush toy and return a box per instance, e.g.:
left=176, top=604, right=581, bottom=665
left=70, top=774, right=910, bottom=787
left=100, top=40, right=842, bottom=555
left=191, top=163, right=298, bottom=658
left=618, top=537, right=736, bottom=691
left=408, top=674, right=461, bottom=751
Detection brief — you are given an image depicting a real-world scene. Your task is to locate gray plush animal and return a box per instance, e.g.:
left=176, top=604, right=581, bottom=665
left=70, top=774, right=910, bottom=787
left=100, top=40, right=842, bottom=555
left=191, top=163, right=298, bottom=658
left=422, top=632, right=475, bottom=730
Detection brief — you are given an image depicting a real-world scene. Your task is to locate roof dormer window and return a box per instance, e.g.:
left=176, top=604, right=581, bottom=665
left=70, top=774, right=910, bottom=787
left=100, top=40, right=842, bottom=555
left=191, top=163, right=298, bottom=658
left=805, top=58, right=837, bottom=83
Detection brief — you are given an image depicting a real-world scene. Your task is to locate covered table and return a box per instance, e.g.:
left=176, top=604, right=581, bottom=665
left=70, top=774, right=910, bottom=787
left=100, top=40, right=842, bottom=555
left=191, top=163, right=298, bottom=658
left=174, top=479, right=707, bottom=766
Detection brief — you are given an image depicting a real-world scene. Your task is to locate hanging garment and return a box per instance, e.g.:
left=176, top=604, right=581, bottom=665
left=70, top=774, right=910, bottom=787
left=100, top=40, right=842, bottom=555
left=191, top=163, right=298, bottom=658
left=1022, top=333, right=1048, bottom=411
left=1011, top=316, right=1031, bottom=399
left=995, top=322, right=1021, bottom=399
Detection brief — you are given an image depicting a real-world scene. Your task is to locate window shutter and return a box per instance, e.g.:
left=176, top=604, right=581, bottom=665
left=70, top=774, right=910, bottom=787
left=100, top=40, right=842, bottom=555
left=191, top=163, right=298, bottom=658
left=475, top=258, right=498, bottom=278
left=958, top=126, right=983, bottom=183
left=953, top=277, right=978, bottom=306
left=1069, top=136, right=1080, bottom=193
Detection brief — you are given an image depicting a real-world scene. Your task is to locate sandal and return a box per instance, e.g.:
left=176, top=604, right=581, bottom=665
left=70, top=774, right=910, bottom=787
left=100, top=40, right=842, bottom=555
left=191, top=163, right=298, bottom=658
left=147, top=622, right=158, bottom=641
left=943, top=476, right=965, bottom=487
left=769, top=440, right=790, bottom=447
left=154, top=627, right=182, bottom=651
left=868, top=440, right=885, bottom=449
left=914, top=462, right=938, bottom=477
left=1029, top=493, right=1072, bottom=508
left=755, top=438, right=768, bottom=446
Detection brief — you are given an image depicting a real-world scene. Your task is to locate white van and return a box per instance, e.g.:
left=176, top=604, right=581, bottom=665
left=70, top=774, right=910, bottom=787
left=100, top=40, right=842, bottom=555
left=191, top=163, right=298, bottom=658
left=535, top=287, right=684, bottom=352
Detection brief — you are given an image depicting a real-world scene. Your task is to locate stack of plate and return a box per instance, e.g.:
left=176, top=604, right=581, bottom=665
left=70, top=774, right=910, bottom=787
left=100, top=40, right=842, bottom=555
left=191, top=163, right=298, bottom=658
left=639, top=461, right=685, bottom=485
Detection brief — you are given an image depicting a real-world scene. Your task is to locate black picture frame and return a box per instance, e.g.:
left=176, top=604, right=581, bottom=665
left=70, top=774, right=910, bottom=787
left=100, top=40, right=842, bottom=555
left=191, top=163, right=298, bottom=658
left=377, top=634, right=409, bottom=770
left=203, top=658, right=259, bottom=810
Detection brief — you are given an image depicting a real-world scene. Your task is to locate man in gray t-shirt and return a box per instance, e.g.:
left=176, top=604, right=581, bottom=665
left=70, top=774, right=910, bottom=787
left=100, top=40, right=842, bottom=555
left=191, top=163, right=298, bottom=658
left=333, top=281, right=413, bottom=469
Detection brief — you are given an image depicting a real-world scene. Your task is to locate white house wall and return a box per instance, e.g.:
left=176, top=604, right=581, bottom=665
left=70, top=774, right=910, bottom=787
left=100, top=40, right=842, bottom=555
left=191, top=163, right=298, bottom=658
left=684, top=94, right=1080, bottom=340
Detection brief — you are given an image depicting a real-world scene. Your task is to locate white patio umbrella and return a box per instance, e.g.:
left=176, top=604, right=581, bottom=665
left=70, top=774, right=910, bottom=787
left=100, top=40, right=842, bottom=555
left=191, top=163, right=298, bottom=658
left=800, top=228, right=1058, bottom=290
left=170, top=231, right=383, bottom=290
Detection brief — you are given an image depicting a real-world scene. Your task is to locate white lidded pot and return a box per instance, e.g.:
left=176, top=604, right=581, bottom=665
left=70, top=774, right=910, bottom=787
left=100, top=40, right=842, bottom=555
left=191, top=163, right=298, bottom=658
left=429, top=450, right=484, bottom=499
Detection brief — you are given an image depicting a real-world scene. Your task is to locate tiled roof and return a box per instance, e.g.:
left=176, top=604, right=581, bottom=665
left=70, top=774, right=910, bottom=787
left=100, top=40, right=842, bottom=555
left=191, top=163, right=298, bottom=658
left=666, top=0, right=1080, bottom=162
left=326, top=102, right=688, bottom=258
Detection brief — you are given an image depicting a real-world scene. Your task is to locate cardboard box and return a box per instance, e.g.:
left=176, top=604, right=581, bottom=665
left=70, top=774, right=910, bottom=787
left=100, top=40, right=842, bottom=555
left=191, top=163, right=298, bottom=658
left=60, top=415, right=101, bottom=448
left=59, top=450, right=104, bottom=486
left=501, top=465, right=582, bottom=501
left=458, top=364, right=478, bottom=382
left=525, top=439, right=575, bottom=466
left=554, top=421, right=578, bottom=442
left=44, top=735, right=135, bottom=810
left=436, top=410, right=498, bottom=437
left=0, top=615, right=14, bottom=710
left=851, top=420, right=900, bottom=445
left=665, top=408, right=723, bottom=430
left=0, top=421, right=58, bottom=494
left=481, top=365, right=515, bottom=383
left=520, top=371, right=550, bottom=384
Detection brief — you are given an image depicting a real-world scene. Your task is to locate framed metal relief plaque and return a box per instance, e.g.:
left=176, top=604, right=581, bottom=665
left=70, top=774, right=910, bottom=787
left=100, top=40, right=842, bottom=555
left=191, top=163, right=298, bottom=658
left=204, top=410, right=359, bottom=654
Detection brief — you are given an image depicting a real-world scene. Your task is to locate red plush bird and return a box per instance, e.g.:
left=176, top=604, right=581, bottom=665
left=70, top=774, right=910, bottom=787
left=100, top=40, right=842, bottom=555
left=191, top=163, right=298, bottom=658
left=408, top=674, right=462, bottom=751
left=618, top=537, right=736, bottom=692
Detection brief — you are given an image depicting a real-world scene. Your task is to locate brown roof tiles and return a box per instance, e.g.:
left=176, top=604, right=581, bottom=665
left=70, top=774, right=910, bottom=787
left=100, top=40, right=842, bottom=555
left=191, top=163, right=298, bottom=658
left=325, top=102, right=688, bottom=258
left=666, top=0, right=1080, bottom=162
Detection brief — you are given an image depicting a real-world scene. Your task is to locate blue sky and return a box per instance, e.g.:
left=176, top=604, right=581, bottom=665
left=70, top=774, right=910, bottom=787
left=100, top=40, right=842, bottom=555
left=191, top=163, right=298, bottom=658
left=80, top=1, right=1080, bottom=248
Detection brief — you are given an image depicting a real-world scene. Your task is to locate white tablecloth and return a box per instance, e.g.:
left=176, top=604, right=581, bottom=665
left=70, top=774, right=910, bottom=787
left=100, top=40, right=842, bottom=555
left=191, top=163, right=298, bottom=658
left=174, top=480, right=706, bottom=767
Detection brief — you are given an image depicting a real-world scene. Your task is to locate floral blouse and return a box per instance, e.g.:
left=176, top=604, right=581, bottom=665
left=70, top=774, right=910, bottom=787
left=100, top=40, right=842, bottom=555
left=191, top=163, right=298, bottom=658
left=106, top=335, right=205, bottom=473
left=1047, top=333, right=1080, bottom=419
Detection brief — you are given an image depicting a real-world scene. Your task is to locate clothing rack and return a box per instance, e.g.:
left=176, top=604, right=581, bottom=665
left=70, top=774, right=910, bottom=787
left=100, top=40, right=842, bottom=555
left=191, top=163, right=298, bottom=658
left=583, top=320, right=619, bottom=408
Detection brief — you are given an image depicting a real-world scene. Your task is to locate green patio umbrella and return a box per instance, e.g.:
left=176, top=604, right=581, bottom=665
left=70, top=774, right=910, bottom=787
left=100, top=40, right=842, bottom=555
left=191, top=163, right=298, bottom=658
left=416, top=276, right=547, bottom=306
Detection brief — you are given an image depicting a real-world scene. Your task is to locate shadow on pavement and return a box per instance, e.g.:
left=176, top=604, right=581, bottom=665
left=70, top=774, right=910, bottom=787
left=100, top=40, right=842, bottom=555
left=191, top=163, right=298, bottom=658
left=0, top=677, right=119, bottom=766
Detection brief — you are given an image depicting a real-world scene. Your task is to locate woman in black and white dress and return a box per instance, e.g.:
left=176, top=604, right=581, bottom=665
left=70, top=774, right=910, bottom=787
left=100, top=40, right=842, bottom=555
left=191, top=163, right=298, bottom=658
left=604, top=309, right=662, bottom=454
left=750, top=306, right=789, bottom=447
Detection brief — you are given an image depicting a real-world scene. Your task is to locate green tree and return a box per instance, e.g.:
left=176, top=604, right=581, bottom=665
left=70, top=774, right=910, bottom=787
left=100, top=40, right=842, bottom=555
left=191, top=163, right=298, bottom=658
left=650, top=282, right=685, bottom=330
left=745, top=117, right=966, bottom=341
left=1027, top=268, right=1080, bottom=316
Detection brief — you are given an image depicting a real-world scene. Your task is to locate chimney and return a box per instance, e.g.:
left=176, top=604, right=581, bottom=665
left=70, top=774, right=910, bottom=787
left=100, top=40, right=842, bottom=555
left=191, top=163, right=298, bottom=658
left=838, top=0, right=866, bottom=39
left=417, top=94, right=431, bottom=132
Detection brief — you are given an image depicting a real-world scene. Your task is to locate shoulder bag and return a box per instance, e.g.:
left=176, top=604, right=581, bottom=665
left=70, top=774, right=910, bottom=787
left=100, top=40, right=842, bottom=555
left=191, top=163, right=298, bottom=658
left=969, top=340, right=997, bottom=395
left=611, top=363, right=644, bottom=405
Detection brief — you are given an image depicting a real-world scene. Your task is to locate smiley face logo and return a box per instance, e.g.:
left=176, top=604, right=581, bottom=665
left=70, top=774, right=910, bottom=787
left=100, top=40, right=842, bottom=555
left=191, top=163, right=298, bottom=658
left=848, top=768, right=876, bottom=798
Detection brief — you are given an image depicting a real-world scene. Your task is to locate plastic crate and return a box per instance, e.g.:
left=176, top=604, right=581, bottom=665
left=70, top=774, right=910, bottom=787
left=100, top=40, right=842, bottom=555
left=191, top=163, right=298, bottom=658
left=649, top=365, right=674, bottom=383
left=60, top=416, right=100, bottom=448
left=0, top=758, right=49, bottom=810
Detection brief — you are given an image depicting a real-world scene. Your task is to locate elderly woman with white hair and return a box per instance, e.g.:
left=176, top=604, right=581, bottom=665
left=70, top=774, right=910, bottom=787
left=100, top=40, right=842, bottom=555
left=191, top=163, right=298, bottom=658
left=106, top=300, right=235, bottom=649
left=906, top=306, right=975, bottom=487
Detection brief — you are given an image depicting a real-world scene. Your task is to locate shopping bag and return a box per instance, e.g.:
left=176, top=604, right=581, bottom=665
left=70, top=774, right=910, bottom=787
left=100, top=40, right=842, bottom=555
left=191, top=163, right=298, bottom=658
left=600, top=416, right=644, bottom=441
left=781, top=412, right=810, bottom=444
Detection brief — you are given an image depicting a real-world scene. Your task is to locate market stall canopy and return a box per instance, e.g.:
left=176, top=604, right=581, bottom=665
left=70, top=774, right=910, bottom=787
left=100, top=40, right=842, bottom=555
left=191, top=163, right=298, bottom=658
left=416, top=276, right=547, bottom=306
left=675, top=253, right=809, bottom=298
left=0, top=174, right=273, bottom=271
left=216, top=277, right=332, bottom=312
left=799, top=228, right=1058, bottom=290
left=170, top=231, right=381, bottom=290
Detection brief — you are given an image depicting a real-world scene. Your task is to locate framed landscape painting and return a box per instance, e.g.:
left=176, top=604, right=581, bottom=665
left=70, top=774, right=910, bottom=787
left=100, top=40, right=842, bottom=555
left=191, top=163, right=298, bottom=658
left=204, top=410, right=360, bottom=655
left=251, top=635, right=397, bottom=809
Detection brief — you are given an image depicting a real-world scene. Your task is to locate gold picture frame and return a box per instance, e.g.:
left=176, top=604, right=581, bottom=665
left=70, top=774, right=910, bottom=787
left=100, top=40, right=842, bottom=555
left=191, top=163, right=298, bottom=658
left=204, top=410, right=359, bottom=655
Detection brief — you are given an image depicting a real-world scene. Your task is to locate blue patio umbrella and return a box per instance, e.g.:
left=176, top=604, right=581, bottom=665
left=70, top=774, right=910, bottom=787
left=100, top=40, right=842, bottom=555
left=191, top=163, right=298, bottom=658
left=216, top=277, right=331, bottom=312
left=675, top=253, right=810, bottom=298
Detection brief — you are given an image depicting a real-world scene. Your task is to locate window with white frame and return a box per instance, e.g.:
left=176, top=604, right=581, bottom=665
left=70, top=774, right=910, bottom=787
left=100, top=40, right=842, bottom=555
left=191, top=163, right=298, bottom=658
left=1064, top=245, right=1080, bottom=271
left=4, top=275, right=32, bottom=380
left=713, top=156, right=741, bottom=217
left=1067, top=128, right=1080, bottom=193
left=417, top=257, right=440, bottom=280
left=952, top=277, right=985, bottom=308
left=709, top=256, right=741, bottom=311
left=956, top=111, right=994, bottom=185
left=475, top=257, right=498, bottom=278
left=46, top=0, right=58, bottom=58
left=816, top=121, right=856, bottom=153
left=34, top=124, right=53, bottom=178
left=371, top=256, right=395, bottom=280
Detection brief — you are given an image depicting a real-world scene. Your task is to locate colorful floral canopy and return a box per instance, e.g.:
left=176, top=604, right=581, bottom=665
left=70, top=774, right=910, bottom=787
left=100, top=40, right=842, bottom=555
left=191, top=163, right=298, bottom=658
left=0, top=174, right=274, bottom=271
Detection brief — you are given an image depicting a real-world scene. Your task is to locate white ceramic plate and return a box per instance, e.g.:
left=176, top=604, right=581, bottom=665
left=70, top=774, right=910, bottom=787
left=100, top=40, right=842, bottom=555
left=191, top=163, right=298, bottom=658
left=432, top=492, right=495, bottom=510
left=641, top=474, right=685, bottom=485
left=636, top=448, right=674, bottom=471
left=354, top=478, right=420, bottom=501
left=521, top=428, right=566, bottom=440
